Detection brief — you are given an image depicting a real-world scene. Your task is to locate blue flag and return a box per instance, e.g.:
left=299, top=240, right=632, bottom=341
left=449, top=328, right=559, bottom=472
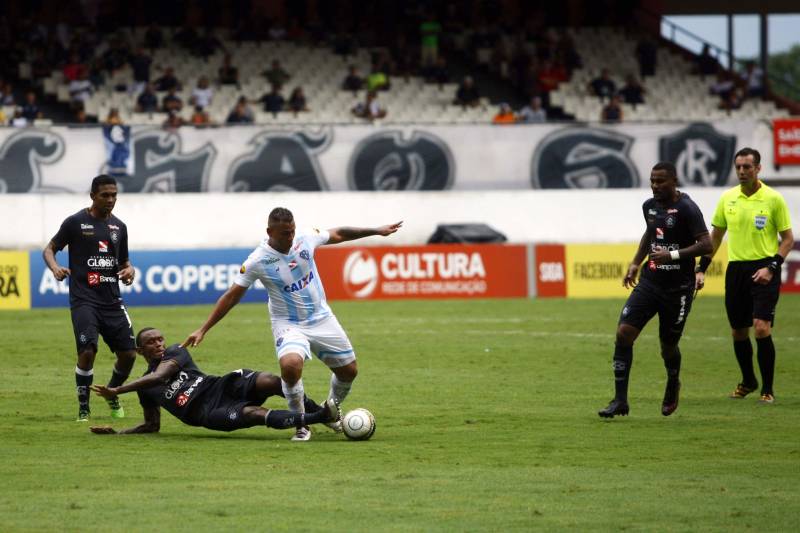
left=103, top=124, right=131, bottom=177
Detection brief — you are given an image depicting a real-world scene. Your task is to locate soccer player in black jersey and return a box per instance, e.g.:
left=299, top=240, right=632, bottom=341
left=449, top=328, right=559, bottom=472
left=42, top=175, right=136, bottom=422
left=599, top=162, right=713, bottom=418
left=88, top=328, right=339, bottom=435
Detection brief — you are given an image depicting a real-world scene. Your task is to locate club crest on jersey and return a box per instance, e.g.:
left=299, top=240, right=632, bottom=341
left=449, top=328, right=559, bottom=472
left=656, top=228, right=664, bottom=239
left=300, top=250, right=310, bottom=261
left=288, top=260, right=298, bottom=270
left=98, top=240, right=108, bottom=253
left=665, top=216, right=675, bottom=228
left=110, top=231, right=119, bottom=243
left=754, top=215, right=767, bottom=230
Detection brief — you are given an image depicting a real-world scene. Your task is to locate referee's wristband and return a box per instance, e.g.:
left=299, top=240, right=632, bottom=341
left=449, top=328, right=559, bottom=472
left=670, top=249, right=680, bottom=261
left=767, top=254, right=784, bottom=273
left=697, top=256, right=712, bottom=273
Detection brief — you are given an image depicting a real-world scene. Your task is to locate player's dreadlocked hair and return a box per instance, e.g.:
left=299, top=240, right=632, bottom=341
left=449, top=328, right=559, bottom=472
left=268, top=207, right=294, bottom=224
left=135, top=327, right=157, bottom=348
left=91, top=174, right=117, bottom=193
left=651, top=161, right=677, bottom=180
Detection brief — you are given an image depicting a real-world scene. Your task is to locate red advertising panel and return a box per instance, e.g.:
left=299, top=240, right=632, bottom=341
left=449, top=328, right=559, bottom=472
left=781, top=243, right=800, bottom=293
left=534, top=244, right=566, bottom=297
left=773, top=119, right=800, bottom=165
left=316, top=244, right=528, bottom=300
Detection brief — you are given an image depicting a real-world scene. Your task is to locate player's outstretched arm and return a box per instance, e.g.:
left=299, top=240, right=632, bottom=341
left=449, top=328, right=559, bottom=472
left=91, top=360, right=179, bottom=398
left=183, top=283, right=248, bottom=347
left=91, top=406, right=161, bottom=435
left=42, top=240, right=70, bottom=281
left=326, top=221, right=403, bottom=245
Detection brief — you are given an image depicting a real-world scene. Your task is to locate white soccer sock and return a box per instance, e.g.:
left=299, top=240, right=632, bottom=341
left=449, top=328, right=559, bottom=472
left=328, top=374, right=353, bottom=405
left=281, top=378, right=305, bottom=413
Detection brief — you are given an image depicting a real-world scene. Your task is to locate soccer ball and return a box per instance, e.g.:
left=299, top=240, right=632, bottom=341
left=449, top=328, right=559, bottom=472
left=342, top=408, right=376, bottom=441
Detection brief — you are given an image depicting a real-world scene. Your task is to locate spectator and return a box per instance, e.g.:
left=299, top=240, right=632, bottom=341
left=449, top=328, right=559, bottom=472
left=11, top=108, right=28, bottom=127
left=190, top=76, right=214, bottom=109
left=226, top=97, right=254, bottom=124
left=366, top=63, right=390, bottom=92
left=162, top=87, right=183, bottom=113
left=105, top=108, right=123, bottom=126
left=588, top=68, right=616, bottom=100
left=518, top=96, right=547, bottom=123
left=163, top=110, right=185, bottom=130
left=618, top=75, right=646, bottom=106
left=492, top=103, right=516, bottom=124
left=743, top=61, right=764, bottom=98
left=262, top=59, right=291, bottom=87
left=342, top=65, right=364, bottom=93
left=288, top=86, right=309, bottom=113
left=709, top=71, right=735, bottom=104
left=20, top=91, right=43, bottom=122
left=218, top=53, right=239, bottom=86
left=600, top=94, right=623, bottom=123
left=68, top=68, right=93, bottom=109
left=259, top=84, right=285, bottom=115
left=454, top=76, right=480, bottom=107
left=190, top=105, right=212, bottom=126
left=695, top=44, right=720, bottom=76
left=154, top=67, right=181, bottom=92
left=129, top=47, right=152, bottom=95
left=420, top=9, right=442, bottom=67
left=352, top=90, right=386, bottom=120
left=136, top=83, right=159, bottom=112
left=635, top=35, right=658, bottom=77
left=720, top=87, right=744, bottom=112
left=194, top=29, right=222, bottom=60
left=0, top=107, right=6, bottom=125
left=557, top=34, right=583, bottom=73
left=62, top=52, right=85, bottom=82
left=424, top=56, right=450, bottom=86
left=0, top=82, right=16, bottom=106
left=536, top=58, right=568, bottom=107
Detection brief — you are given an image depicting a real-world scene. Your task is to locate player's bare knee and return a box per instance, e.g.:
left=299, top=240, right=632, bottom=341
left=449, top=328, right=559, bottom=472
left=256, top=372, right=282, bottom=395
left=116, top=350, right=136, bottom=368
left=616, top=324, right=638, bottom=346
left=753, top=320, right=771, bottom=338
left=334, top=361, right=358, bottom=382
left=280, top=354, right=304, bottom=383
left=77, top=348, right=97, bottom=369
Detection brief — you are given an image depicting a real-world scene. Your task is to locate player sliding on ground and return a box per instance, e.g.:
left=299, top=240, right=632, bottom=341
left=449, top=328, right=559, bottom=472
left=89, top=327, right=339, bottom=435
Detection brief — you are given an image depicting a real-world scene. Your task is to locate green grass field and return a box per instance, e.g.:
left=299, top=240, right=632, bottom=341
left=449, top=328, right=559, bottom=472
left=1, top=295, right=799, bottom=532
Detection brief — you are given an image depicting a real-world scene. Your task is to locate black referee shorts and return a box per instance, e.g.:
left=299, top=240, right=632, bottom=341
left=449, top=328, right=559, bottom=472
left=619, top=279, right=695, bottom=344
left=70, top=303, right=135, bottom=354
left=725, top=259, right=781, bottom=329
left=188, top=370, right=267, bottom=432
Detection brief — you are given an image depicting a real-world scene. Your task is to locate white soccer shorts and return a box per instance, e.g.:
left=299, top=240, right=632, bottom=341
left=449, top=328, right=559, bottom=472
left=272, top=315, right=356, bottom=369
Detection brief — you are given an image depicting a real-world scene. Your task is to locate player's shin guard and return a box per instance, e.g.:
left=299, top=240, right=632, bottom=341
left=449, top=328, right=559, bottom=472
left=613, top=344, right=633, bottom=401
left=265, top=408, right=329, bottom=429
left=281, top=378, right=305, bottom=414
left=328, top=374, right=353, bottom=405
left=75, top=366, right=94, bottom=412
left=756, top=336, right=776, bottom=394
left=733, top=339, right=757, bottom=387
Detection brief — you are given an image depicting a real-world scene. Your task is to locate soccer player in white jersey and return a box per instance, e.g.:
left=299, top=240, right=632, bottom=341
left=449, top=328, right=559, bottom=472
left=183, top=207, right=402, bottom=441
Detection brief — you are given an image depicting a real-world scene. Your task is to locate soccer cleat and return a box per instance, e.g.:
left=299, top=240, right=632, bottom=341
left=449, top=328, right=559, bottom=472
left=107, top=397, right=125, bottom=419
left=661, top=379, right=681, bottom=417
left=730, top=382, right=758, bottom=399
left=291, top=426, right=312, bottom=441
left=598, top=399, right=629, bottom=418
left=322, top=398, right=343, bottom=432
left=76, top=409, right=90, bottom=422
left=759, top=393, right=775, bottom=404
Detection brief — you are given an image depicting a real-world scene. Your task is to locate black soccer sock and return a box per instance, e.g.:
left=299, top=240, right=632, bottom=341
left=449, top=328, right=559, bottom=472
left=75, top=366, right=94, bottom=412
left=756, top=336, right=776, bottom=395
left=107, top=366, right=130, bottom=389
left=733, top=339, right=757, bottom=387
left=663, top=348, right=681, bottom=382
left=265, top=408, right=329, bottom=429
left=613, top=343, right=633, bottom=402
left=303, top=395, right=323, bottom=413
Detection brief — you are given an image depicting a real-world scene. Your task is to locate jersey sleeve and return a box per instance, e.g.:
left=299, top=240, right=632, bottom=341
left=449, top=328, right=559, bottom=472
left=305, top=228, right=330, bottom=250
left=162, top=344, right=192, bottom=367
left=687, top=200, right=710, bottom=237
left=118, top=222, right=130, bottom=265
left=710, top=195, right=727, bottom=229
left=774, top=195, right=792, bottom=232
left=233, top=255, right=261, bottom=288
left=50, top=216, right=73, bottom=251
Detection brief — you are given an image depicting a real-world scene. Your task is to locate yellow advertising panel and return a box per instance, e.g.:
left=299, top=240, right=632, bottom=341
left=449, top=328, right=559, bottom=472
left=0, top=251, right=31, bottom=310
left=566, top=243, right=728, bottom=298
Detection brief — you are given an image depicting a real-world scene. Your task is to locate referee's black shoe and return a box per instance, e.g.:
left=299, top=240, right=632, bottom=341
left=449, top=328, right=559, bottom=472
left=598, top=398, right=629, bottom=418
left=661, top=379, right=681, bottom=416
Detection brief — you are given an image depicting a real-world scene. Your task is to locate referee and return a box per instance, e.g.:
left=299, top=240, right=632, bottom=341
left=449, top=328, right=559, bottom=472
left=695, top=147, right=794, bottom=404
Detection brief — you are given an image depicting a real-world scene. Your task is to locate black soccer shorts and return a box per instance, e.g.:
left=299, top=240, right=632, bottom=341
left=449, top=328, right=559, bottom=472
left=725, top=260, right=781, bottom=329
left=70, top=303, right=135, bottom=353
left=190, top=370, right=266, bottom=432
left=619, top=279, right=695, bottom=344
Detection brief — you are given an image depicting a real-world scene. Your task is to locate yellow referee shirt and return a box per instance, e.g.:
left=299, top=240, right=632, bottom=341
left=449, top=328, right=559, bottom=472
left=711, top=182, right=792, bottom=262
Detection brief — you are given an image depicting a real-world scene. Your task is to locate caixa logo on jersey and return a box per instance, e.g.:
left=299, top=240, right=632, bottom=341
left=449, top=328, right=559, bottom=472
left=226, top=130, right=332, bottom=191
left=659, top=123, right=736, bottom=186
left=0, top=130, right=66, bottom=193
left=347, top=130, right=454, bottom=190
left=530, top=128, right=639, bottom=188
left=100, top=129, right=216, bottom=192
